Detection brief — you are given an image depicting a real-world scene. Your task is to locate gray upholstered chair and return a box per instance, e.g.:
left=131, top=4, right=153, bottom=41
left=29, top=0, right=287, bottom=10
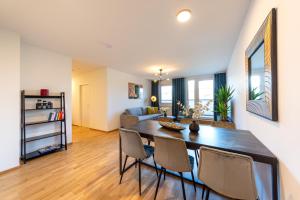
left=119, top=128, right=158, bottom=195
left=198, top=146, right=259, bottom=200
left=153, top=136, right=196, bottom=200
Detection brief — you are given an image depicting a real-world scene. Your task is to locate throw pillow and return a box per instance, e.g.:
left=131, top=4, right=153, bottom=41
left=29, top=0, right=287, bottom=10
left=147, top=107, right=159, bottom=114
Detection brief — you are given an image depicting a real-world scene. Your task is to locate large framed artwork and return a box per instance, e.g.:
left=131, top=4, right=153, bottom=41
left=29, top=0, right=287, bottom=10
left=245, top=8, right=278, bottom=121
left=128, top=83, right=143, bottom=99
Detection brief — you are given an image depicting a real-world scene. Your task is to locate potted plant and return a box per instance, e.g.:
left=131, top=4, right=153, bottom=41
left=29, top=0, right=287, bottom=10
left=215, top=86, right=235, bottom=121
left=189, top=101, right=212, bottom=133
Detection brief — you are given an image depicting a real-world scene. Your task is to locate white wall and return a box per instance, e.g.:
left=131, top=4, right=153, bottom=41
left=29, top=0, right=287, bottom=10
left=72, top=67, right=150, bottom=131
left=72, top=68, right=108, bottom=131
left=227, top=0, right=300, bottom=199
left=21, top=43, right=72, bottom=152
left=106, top=68, right=150, bottom=131
left=0, top=30, right=20, bottom=172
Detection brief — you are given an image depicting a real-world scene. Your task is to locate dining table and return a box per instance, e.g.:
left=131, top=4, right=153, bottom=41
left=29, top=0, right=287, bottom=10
left=119, top=120, right=279, bottom=200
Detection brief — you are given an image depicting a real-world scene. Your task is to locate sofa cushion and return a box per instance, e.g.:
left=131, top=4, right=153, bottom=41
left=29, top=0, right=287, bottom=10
left=138, top=114, right=162, bottom=121
left=126, top=107, right=143, bottom=116
left=147, top=107, right=159, bottom=114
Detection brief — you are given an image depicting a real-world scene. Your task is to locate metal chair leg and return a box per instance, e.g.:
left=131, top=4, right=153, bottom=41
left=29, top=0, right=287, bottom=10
left=153, top=155, right=158, bottom=177
left=194, top=150, right=199, bottom=166
left=202, top=186, right=206, bottom=199
left=119, top=155, right=128, bottom=184
left=205, top=188, right=210, bottom=200
left=138, top=160, right=141, bottom=195
left=179, top=172, right=186, bottom=200
left=154, top=168, right=163, bottom=200
left=191, top=171, right=196, bottom=192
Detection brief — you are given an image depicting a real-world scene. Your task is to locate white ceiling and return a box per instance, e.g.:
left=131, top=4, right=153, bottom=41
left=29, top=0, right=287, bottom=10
left=0, top=0, right=250, bottom=78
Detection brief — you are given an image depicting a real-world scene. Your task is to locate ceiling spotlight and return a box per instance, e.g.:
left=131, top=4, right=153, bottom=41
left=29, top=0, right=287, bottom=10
left=177, top=9, right=192, bottom=23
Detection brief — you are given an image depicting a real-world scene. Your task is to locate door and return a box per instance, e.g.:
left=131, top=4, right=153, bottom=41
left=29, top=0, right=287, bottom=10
left=80, top=84, right=89, bottom=128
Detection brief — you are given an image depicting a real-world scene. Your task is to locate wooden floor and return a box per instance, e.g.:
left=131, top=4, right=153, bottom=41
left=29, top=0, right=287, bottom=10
left=0, top=126, right=228, bottom=200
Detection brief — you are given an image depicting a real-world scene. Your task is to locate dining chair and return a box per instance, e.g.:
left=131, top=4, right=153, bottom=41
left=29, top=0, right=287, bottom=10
left=119, top=128, right=158, bottom=195
left=198, top=146, right=259, bottom=200
left=153, top=136, right=196, bottom=200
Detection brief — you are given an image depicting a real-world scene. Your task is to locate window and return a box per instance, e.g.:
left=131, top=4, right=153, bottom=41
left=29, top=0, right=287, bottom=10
left=198, top=80, right=214, bottom=116
left=188, top=80, right=195, bottom=108
left=161, top=85, right=172, bottom=104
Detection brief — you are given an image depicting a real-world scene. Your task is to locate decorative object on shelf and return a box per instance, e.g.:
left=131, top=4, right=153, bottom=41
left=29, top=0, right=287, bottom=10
left=245, top=8, right=278, bottom=121
left=215, top=86, right=234, bottom=122
left=189, top=101, right=212, bottom=133
left=47, top=101, right=53, bottom=109
left=128, top=82, right=143, bottom=99
left=159, top=121, right=185, bottom=131
left=36, top=99, right=43, bottom=109
left=40, top=89, right=49, bottom=96
left=160, top=107, right=169, bottom=117
left=153, top=67, right=170, bottom=82
left=42, top=100, right=47, bottom=109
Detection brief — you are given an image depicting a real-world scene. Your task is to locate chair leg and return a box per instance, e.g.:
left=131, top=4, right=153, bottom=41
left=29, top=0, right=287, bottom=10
left=179, top=172, right=186, bottom=200
left=154, top=168, right=163, bottom=200
left=119, top=155, right=128, bottom=184
left=138, top=160, right=141, bottom=195
left=202, top=186, right=206, bottom=199
left=153, top=155, right=158, bottom=177
left=194, top=150, right=199, bottom=166
left=205, top=188, right=210, bottom=200
left=191, top=171, right=196, bottom=192
left=163, top=168, right=166, bottom=180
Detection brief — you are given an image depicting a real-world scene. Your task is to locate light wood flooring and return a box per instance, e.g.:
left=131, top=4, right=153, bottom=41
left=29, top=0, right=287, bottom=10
left=0, top=126, right=228, bottom=200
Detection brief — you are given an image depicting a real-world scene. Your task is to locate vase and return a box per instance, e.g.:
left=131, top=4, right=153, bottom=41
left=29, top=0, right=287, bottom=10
left=189, top=120, right=199, bottom=133
left=164, top=112, right=167, bottom=117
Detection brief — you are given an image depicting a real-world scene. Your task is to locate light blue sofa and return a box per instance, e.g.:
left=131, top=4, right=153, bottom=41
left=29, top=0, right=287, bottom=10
left=120, top=107, right=162, bottom=128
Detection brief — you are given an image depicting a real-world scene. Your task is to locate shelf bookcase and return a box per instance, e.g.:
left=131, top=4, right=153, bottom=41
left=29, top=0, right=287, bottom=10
left=20, top=90, right=67, bottom=163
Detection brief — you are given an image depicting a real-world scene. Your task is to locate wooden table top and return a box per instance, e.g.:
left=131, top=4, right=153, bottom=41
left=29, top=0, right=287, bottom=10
left=130, top=120, right=276, bottom=164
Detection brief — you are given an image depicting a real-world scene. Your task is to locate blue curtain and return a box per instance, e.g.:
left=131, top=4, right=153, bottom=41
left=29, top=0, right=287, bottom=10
left=214, top=73, right=226, bottom=121
left=172, top=78, right=186, bottom=116
left=151, top=81, right=159, bottom=107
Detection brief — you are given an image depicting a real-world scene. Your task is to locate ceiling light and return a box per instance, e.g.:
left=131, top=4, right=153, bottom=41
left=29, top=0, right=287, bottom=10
left=152, top=68, right=169, bottom=82
left=177, top=9, right=192, bottom=23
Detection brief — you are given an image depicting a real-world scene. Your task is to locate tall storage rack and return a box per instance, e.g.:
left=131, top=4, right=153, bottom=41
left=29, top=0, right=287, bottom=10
left=21, top=90, right=67, bottom=163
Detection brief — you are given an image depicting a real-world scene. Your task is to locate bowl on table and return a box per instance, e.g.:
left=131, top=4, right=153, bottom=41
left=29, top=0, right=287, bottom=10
left=158, top=121, right=186, bottom=131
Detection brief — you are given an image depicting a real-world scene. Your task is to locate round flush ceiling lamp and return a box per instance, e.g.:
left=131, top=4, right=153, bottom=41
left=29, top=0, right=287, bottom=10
left=177, top=9, right=192, bottom=23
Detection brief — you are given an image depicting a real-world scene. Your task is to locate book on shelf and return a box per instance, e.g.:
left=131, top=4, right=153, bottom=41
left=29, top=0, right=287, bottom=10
left=48, top=111, right=64, bottom=121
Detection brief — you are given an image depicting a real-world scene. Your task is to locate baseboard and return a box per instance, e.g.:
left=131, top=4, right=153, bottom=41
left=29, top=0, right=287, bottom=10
left=89, top=128, right=119, bottom=133
left=0, top=165, right=20, bottom=175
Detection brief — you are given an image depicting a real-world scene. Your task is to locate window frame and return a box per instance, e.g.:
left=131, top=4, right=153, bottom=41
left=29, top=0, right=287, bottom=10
left=160, top=84, right=172, bottom=104
left=186, top=75, right=214, bottom=118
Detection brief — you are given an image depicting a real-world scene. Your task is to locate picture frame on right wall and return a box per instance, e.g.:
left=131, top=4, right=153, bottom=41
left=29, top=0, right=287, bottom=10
left=245, top=8, right=278, bottom=121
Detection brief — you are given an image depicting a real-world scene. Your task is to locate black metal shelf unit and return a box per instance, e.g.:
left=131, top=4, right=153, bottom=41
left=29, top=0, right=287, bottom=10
left=20, top=91, right=67, bottom=163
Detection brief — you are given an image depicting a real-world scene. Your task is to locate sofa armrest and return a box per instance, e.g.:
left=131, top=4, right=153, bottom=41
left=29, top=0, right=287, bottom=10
left=120, top=113, right=139, bottom=128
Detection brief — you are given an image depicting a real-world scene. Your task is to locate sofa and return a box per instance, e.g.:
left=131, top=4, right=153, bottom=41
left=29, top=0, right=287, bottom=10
left=120, top=107, right=163, bottom=128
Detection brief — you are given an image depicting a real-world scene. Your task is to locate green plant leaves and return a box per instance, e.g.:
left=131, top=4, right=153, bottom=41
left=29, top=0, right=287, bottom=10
left=215, top=86, right=235, bottom=121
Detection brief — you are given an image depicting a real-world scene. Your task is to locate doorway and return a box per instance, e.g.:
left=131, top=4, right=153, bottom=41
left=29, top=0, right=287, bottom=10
left=80, top=84, right=90, bottom=128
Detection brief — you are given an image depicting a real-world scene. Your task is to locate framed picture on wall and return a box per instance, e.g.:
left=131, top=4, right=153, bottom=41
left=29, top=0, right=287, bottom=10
left=128, top=83, right=143, bottom=99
